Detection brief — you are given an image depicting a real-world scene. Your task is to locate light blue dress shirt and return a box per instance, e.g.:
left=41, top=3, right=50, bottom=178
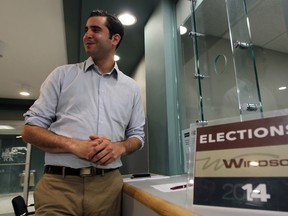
left=24, top=57, right=145, bottom=169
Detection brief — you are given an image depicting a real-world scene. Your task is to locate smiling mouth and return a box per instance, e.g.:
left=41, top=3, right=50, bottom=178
left=85, top=40, right=95, bottom=45
left=85, top=43, right=95, bottom=49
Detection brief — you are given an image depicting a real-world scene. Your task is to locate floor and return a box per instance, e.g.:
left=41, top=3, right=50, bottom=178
left=0, top=192, right=34, bottom=215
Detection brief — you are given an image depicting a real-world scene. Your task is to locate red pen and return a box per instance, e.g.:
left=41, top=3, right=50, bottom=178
left=170, top=184, right=187, bottom=190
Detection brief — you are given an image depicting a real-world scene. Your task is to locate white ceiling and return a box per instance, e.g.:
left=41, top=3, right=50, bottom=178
left=0, top=0, right=67, bottom=100
left=195, top=0, right=288, bottom=53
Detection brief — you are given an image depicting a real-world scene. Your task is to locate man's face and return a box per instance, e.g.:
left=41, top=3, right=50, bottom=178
left=83, top=16, right=114, bottom=59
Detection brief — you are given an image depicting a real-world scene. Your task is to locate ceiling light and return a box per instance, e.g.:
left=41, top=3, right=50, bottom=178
left=20, top=91, right=30, bottom=96
left=278, top=86, right=287, bottom=90
left=0, top=125, right=15, bottom=130
left=19, top=84, right=31, bottom=96
left=118, top=13, right=137, bottom=26
left=114, top=55, right=120, bottom=61
left=180, top=26, right=187, bottom=35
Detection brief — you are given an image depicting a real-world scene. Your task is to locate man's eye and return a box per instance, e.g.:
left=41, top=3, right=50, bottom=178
left=84, top=26, right=101, bottom=33
left=91, top=27, right=100, bottom=33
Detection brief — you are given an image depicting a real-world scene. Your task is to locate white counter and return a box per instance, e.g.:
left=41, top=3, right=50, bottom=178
left=122, top=175, right=287, bottom=216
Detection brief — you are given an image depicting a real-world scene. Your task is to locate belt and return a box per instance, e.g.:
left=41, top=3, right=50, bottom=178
left=44, top=165, right=118, bottom=177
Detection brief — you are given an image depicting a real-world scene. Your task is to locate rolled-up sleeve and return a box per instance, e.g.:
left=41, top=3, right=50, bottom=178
left=24, top=68, right=62, bottom=128
left=125, top=85, right=145, bottom=149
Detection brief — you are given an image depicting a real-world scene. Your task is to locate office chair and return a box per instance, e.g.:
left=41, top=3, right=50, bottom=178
left=11, top=195, right=35, bottom=216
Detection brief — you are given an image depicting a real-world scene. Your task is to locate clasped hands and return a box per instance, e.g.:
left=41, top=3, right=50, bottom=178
left=83, top=135, right=124, bottom=166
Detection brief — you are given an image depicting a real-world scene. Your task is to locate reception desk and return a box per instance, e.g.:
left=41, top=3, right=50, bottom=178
left=122, top=175, right=287, bottom=216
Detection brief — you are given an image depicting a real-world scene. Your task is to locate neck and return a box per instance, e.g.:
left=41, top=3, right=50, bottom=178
left=93, top=56, right=115, bottom=74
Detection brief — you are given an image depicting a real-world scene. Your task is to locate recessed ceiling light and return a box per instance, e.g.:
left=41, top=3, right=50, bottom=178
left=114, top=55, right=120, bottom=61
left=0, top=125, right=15, bottom=130
left=180, top=26, right=187, bottom=35
left=118, top=13, right=137, bottom=26
left=20, top=91, right=30, bottom=96
left=279, top=86, right=287, bottom=90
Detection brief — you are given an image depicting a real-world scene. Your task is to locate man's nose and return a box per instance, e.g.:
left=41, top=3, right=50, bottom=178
left=84, top=29, right=93, bottom=38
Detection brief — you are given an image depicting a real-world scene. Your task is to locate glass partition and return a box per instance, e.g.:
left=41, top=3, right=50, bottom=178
left=177, top=0, right=288, bottom=131
left=177, top=0, right=288, bottom=187
left=0, top=121, right=44, bottom=214
left=225, top=0, right=263, bottom=120
left=0, top=135, right=27, bottom=194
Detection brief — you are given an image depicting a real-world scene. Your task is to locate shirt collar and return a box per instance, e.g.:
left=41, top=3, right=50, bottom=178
left=84, top=57, right=119, bottom=79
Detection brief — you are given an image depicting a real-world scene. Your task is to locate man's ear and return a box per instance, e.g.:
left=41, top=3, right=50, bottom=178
left=112, top=34, right=121, bottom=47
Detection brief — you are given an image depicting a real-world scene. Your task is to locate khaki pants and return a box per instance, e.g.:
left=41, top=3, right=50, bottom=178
left=34, top=169, right=123, bottom=216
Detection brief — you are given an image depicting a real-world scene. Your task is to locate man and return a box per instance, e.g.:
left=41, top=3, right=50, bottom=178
left=22, top=10, right=145, bottom=216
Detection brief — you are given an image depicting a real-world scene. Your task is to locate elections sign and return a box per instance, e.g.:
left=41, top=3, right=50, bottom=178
left=193, top=115, right=288, bottom=212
